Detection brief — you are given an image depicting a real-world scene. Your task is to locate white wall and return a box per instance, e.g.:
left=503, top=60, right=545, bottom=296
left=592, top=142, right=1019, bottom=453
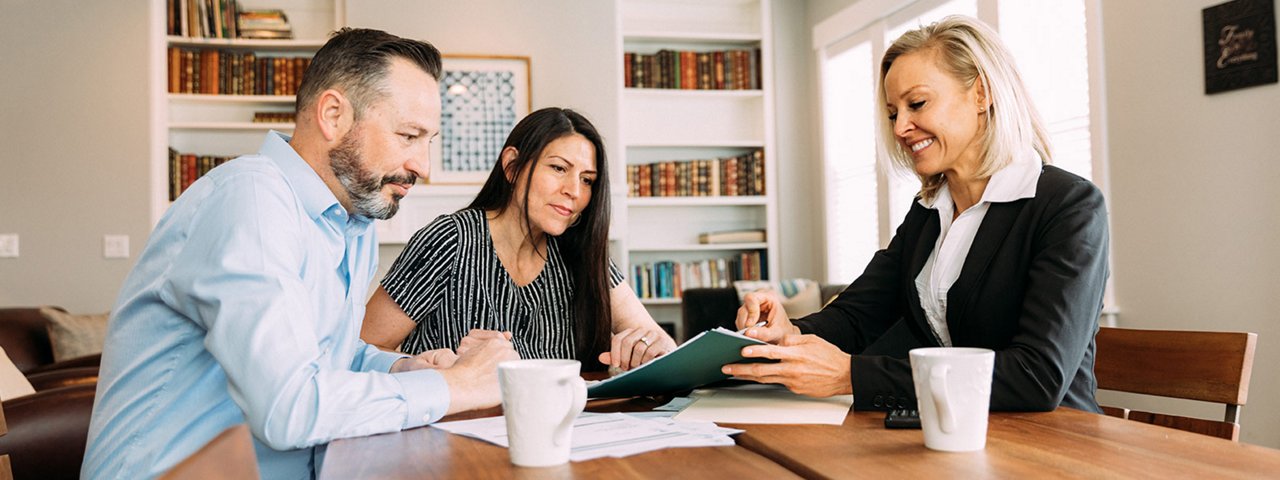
left=0, top=0, right=153, bottom=313
left=772, top=0, right=822, bottom=280
left=1099, top=0, right=1280, bottom=448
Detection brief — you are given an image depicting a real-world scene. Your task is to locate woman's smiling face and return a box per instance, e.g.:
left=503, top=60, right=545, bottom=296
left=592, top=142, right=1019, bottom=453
left=883, top=48, right=988, bottom=179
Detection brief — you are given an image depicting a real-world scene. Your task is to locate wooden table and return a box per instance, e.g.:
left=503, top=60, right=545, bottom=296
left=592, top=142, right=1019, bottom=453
left=734, top=407, right=1280, bottom=479
left=320, top=396, right=800, bottom=479
left=324, top=400, right=1280, bottom=479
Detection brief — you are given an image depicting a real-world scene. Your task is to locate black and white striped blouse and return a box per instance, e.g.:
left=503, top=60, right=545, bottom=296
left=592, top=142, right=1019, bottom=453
left=381, top=208, right=623, bottom=359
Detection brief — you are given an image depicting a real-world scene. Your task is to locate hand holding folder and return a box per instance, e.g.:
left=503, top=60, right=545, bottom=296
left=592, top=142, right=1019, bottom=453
left=587, top=327, right=776, bottom=399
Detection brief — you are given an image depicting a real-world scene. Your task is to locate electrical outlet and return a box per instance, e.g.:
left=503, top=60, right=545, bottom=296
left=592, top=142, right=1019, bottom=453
left=104, top=234, right=130, bottom=259
left=0, top=234, right=17, bottom=258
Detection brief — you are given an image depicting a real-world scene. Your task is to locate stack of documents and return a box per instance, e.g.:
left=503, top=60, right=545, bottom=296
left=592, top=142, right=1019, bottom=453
left=433, top=412, right=742, bottom=461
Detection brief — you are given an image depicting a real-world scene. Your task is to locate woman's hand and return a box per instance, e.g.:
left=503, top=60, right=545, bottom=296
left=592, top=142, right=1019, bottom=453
left=720, top=334, right=853, bottom=397
left=597, top=327, right=676, bottom=372
left=457, top=329, right=514, bottom=357
left=390, top=348, right=460, bottom=373
left=735, top=291, right=799, bottom=344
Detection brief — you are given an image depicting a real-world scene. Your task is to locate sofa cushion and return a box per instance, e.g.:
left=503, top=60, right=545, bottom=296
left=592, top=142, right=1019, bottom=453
left=0, top=346, right=36, bottom=401
left=39, top=307, right=109, bottom=363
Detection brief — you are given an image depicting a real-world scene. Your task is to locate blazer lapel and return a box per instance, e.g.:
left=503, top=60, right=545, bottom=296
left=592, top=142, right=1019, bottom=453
left=906, top=212, right=941, bottom=346
left=946, top=200, right=1026, bottom=329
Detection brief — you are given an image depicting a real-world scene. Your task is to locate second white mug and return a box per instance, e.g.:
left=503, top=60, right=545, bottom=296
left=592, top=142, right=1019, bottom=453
left=498, top=359, right=587, bottom=467
left=909, top=347, right=994, bottom=452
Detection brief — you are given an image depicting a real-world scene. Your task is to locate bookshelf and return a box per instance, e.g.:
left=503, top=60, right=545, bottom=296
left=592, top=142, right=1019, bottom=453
left=149, top=0, right=344, bottom=224
left=616, top=0, right=778, bottom=340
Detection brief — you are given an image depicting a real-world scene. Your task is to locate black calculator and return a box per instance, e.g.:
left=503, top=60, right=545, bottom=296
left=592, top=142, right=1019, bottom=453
left=883, top=408, right=922, bottom=429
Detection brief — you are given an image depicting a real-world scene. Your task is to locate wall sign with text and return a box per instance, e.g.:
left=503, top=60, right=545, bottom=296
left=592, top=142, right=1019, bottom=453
left=1203, top=0, right=1277, bottom=94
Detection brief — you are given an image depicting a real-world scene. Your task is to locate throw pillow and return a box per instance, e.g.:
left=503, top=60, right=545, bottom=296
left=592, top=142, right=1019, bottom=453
left=40, top=306, right=110, bottom=363
left=0, top=346, right=37, bottom=401
left=732, top=279, right=824, bottom=318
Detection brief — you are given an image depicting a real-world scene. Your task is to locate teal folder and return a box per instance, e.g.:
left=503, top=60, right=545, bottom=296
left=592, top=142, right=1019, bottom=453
left=587, top=327, right=775, bottom=399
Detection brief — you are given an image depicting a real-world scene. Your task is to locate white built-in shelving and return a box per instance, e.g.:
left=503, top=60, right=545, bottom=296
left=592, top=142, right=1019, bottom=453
left=616, top=0, right=778, bottom=339
left=149, top=0, right=344, bottom=225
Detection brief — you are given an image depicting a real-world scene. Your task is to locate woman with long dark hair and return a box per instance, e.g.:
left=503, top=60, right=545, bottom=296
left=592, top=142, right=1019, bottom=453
left=363, top=107, right=674, bottom=371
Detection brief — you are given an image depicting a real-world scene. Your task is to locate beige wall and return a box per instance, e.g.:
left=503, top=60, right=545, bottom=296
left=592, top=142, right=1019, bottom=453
left=773, top=0, right=823, bottom=280
left=0, top=0, right=152, bottom=313
left=1099, top=0, right=1280, bottom=448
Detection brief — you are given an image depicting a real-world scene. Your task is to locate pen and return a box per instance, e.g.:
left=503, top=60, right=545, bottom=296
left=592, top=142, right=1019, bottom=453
left=737, top=320, right=767, bottom=335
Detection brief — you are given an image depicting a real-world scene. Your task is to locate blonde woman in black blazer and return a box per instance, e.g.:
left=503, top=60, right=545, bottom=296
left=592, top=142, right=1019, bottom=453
left=726, top=15, right=1108, bottom=412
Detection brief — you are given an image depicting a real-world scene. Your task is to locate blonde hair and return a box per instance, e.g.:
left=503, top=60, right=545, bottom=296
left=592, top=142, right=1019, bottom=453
left=877, top=15, right=1052, bottom=202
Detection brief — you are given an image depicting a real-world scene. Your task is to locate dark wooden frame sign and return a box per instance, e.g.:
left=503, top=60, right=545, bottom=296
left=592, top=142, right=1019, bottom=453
left=1203, top=0, right=1278, bottom=94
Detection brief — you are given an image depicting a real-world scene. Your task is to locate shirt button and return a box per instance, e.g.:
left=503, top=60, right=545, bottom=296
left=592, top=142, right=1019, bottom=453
left=423, top=414, right=431, bottom=422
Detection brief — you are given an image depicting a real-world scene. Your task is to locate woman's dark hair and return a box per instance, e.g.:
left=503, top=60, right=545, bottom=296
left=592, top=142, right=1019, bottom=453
left=467, top=107, right=612, bottom=369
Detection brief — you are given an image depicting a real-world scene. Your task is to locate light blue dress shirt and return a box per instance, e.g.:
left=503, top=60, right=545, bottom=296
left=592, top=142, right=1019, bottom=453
left=81, top=132, right=450, bottom=479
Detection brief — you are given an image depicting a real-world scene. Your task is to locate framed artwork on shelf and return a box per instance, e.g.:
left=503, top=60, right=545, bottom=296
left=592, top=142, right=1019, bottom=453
left=429, top=54, right=532, bottom=184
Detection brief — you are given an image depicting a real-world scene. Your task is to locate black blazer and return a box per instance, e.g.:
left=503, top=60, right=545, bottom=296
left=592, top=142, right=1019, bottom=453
left=795, top=165, right=1108, bottom=412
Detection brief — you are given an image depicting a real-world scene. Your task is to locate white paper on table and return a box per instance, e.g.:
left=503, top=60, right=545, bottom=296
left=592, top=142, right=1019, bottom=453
left=673, top=384, right=854, bottom=425
left=431, top=412, right=740, bottom=461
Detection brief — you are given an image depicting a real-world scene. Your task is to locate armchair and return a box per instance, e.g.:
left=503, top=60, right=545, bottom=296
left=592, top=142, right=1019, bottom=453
left=0, top=307, right=102, bottom=479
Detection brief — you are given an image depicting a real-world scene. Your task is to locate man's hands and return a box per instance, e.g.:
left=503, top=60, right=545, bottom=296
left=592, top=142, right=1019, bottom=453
left=597, top=327, right=676, bottom=372
left=389, top=348, right=459, bottom=373
left=735, top=291, right=800, bottom=343
left=435, top=330, right=520, bottom=415
left=721, top=334, right=853, bottom=397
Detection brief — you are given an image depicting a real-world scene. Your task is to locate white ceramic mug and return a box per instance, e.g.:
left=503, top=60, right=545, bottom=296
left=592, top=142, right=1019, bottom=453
left=498, top=359, right=587, bottom=467
left=909, top=347, right=995, bottom=452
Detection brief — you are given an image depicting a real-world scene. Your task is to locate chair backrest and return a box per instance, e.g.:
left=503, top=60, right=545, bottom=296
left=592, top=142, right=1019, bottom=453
left=0, top=308, right=59, bottom=375
left=1094, top=327, right=1257, bottom=441
left=160, top=424, right=259, bottom=480
left=680, top=285, right=847, bottom=340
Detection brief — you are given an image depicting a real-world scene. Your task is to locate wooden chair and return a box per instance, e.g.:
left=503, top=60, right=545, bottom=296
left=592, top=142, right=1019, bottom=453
left=159, top=424, right=260, bottom=480
left=1094, top=327, right=1257, bottom=441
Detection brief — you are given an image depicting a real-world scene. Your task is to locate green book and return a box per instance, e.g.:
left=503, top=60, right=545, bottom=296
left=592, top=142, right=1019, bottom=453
left=587, top=327, right=776, bottom=399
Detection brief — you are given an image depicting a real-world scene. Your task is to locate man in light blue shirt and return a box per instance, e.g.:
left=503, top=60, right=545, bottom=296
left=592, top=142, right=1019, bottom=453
left=81, top=29, right=518, bottom=479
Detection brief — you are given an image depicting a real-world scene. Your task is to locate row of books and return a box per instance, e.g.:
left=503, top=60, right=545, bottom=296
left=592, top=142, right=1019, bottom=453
left=167, top=0, right=294, bottom=39
left=623, top=49, right=761, bottom=90
left=168, top=148, right=234, bottom=201
left=626, top=150, right=765, bottom=197
left=167, top=48, right=310, bottom=96
left=253, top=111, right=294, bottom=123
left=632, top=251, right=767, bottom=299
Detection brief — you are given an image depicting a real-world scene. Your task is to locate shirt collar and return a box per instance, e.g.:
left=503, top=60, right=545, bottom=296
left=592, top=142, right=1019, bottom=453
left=258, top=131, right=374, bottom=234
left=918, top=149, right=1042, bottom=210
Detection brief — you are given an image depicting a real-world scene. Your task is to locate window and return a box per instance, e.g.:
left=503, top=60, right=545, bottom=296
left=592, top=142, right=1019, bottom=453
left=816, top=0, right=1103, bottom=285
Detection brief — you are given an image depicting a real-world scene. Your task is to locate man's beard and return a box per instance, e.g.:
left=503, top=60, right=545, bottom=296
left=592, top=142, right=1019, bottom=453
left=329, top=129, right=416, bottom=220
